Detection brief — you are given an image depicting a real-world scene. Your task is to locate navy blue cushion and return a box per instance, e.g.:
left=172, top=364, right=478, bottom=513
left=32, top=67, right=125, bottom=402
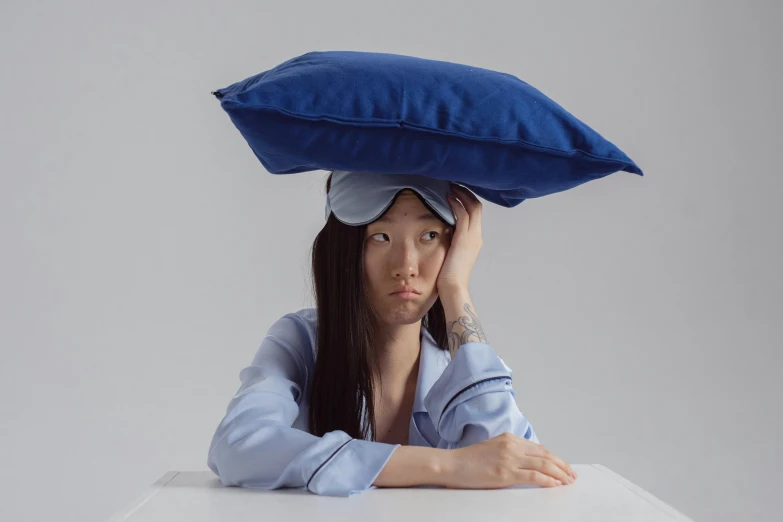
left=211, top=50, right=643, bottom=207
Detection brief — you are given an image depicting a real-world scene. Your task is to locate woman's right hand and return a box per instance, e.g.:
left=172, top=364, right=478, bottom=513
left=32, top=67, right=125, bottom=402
left=439, top=432, right=577, bottom=489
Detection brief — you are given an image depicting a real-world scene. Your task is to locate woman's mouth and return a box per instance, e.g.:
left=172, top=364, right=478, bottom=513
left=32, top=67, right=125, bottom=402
left=391, top=291, right=419, bottom=299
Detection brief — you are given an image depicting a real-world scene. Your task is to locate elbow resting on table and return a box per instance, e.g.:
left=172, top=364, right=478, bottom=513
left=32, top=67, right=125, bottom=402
left=206, top=420, right=286, bottom=489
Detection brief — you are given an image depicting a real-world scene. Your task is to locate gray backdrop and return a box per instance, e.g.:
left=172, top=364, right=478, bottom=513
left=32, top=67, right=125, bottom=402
left=1, top=1, right=780, bottom=521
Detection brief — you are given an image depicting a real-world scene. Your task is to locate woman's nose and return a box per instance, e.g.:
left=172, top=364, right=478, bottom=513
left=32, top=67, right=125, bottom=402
left=391, top=242, right=419, bottom=277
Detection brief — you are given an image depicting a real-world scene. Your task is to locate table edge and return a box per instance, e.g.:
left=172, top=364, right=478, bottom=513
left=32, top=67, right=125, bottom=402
left=103, top=471, right=180, bottom=522
left=591, top=464, right=695, bottom=522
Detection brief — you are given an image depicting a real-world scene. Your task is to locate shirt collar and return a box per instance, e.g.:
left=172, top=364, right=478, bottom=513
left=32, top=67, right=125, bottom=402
left=412, top=325, right=451, bottom=414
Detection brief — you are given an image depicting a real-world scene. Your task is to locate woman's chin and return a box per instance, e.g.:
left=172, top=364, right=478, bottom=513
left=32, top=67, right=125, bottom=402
left=379, top=302, right=426, bottom=323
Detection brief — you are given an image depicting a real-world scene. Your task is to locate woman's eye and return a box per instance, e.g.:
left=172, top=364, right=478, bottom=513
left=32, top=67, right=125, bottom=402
left=369, top=232, right=439, bottom=242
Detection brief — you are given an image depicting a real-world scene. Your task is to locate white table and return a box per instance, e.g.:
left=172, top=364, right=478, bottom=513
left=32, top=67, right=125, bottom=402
left=106, top=465, right=695, bottom=521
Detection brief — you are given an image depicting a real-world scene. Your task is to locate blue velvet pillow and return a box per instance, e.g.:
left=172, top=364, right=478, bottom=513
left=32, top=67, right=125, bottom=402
left=211, top=50, right=643, bottom=207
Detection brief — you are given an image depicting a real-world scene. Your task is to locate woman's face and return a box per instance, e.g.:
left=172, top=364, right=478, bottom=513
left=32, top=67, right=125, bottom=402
left=363, top=189, right=453, bottom=325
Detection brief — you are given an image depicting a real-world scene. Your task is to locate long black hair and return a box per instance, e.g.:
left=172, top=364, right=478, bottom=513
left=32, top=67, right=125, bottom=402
left=307, top=172, right=450, bottom=440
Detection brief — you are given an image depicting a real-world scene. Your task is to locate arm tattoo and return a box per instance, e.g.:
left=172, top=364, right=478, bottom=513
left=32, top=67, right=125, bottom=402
left=447, top=303, right=488, bottom=356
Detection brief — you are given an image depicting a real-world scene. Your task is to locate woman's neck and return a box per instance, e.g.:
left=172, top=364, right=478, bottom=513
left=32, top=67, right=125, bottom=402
left=373, top=321, right=422, bottom=393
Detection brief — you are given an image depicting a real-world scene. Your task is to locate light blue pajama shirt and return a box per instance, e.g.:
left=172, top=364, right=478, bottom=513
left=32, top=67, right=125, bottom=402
left=206, top=307, right=539, bottom=496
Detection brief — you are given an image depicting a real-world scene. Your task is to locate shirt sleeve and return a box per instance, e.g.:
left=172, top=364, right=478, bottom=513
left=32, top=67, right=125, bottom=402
left=206, top=313, right=400, bottom=497
left=423, top=341, right=540, bottom=448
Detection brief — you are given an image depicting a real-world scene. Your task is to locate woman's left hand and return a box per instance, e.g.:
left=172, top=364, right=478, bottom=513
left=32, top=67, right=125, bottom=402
left=437, top=183, right=483, bottom=295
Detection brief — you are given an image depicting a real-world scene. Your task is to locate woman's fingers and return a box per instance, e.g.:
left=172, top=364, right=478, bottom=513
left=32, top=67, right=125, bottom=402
left=527, top=456, right=573, bottom=485
left=539, top=447, right=576, bottom=480
left=447, top=192, right=469, bottom=236
left=450, top=184, right=482, bottom=229
left=451, top=183, right=480, bottom=206
left=520, top=440, right=577, bottom=482
left=517, top=469, right=563, bottom=488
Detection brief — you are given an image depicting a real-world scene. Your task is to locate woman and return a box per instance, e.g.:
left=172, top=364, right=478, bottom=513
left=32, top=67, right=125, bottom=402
left=206, top=171, right=577, bottom=496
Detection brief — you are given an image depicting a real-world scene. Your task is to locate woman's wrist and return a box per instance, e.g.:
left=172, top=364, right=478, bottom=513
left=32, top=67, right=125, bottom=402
left=431, top=447, right=456, bottom=484
left=439, top=287, right=488, bottom=358
left=373, top=446, right=453, bottom=488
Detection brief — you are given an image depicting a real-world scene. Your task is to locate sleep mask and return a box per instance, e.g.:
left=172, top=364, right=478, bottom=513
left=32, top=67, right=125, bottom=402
left=325, top=170, right=457, bottom=227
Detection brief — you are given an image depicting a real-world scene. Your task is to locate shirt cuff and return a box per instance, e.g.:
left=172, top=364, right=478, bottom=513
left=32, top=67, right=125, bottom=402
left=306, top=438, right=400, bottom=496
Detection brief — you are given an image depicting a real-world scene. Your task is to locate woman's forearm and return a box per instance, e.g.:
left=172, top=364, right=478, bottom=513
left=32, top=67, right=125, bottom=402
left=373, top=446, right=452, bottom=488
left=439, top=286, right=488, bottom=358
left=373, top=290, right=489, bottom=489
